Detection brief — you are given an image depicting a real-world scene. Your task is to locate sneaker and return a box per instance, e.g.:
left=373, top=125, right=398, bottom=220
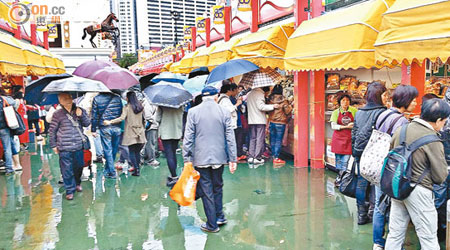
left=115, top=163, right=124, bottom=170
left=76, top=185, right=83, bottom=192
left=217, top=218, right=228, bottom=226
left=13, top=165, right=23, bottom=171
left=36, top=135, right=44, bottom=141
left=166, top=176, right=178, bottom=187
left=65, top=193, right=74, bottom=200
left=149, top=160, right=160, bottom=167
left=373, top=244, right=384, bottom=250
left=253, top=158, right=265, bottom=165
left=105, top=173, right=117, bottom=179
left=237, top=155, right=247, bottom=162
left=93, top=157, right=103, bottom=163
left=247, top=158, right=254, bottom=164
left=273, top=158, right=286, bottom=165
left=176, top=148, right=182, bottom=154
left=200, top=224, right=220, bottom=233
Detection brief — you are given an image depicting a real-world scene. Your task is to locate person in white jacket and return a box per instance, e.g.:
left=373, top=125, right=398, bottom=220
left=246, top=86, right=280, bottom=165
left=217, top=82, right=242, bottom=129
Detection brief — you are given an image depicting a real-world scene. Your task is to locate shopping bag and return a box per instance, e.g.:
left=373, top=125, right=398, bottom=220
left=83, top=149, right=92, bottom=168
left=339, top=159, right=358, bottom=198
left=169, top=162, right=200, bottom=206
left=3, top=105, right=19, bottom=129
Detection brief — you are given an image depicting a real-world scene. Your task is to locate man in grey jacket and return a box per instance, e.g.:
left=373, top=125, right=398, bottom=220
left=183, top=86, right=237, bottom=233
left=141, top=97, right=160, bottom=167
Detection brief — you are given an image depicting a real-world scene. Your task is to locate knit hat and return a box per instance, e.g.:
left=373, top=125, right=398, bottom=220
left=272, top=84, right=283, bottom=95
left=202, top=86, right=218, bottom=96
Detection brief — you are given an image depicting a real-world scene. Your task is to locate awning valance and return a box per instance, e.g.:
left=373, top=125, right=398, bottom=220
left=179, top=51, right=199, bottom=71
left=33, top=45, right=61, bottom=74
left=233, top=23, right=295, bottom=69
left=170, top=61, right=183, bottom=73
left=374, top=0, right=450, bottom=66
left=0, top=32, right=27, bottom=76
left=285, top=0, right=394, bottom=71
left=207, top=38, right=241, bottom=67
left=11, top=39, right=47, bottom=76
left=192, top=46, right=216, bottom=68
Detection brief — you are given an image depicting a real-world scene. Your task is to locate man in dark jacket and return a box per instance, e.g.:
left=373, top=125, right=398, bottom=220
left=91, top=92, right=123, bottom=179
left=49, top=93, right=90, bottom=200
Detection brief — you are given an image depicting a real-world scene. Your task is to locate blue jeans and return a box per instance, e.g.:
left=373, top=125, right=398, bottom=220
left=162, top=139, right=179, bottom=177
left=356, top=173, right=370, bottom=207
left=0, top=128, right=13, bottom=172
left=195, top=166, right=225, bottom=230
left=94, top=135, right=103, bottom=157
left=373, top=186, right=387, bottom=246
left=335, top=154, right=350, bottom=171
left=269, top=123, right=285, bottom=159
left=59, top=150, right=84, bottom=194
left=99, top=126, right=121, bottom=176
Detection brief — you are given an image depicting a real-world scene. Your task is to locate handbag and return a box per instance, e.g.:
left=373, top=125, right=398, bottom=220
left=339, top=158, right=358, bottom=198
left=1, top=97, right=26, bottom=135
left=65, top=109, right=91, bottom=150
left=1, top=97, right=19, bottom=129
left=360, top=111, right=403, bottom=185
left=169, top=162, right=200, bottom=206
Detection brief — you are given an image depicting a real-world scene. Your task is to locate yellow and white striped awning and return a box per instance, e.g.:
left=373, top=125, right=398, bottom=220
left=0, top=32, right=27, bottom=76
left=374, top=0, right=450, bottom=66
left=207, top=38, right=241, bottom=68
left=178, top=50, right=199, bottom=73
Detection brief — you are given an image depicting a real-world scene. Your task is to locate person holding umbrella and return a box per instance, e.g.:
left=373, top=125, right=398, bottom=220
left=49, top=93, right=90, bottom=200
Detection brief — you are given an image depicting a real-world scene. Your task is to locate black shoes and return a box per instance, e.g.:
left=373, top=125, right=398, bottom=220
left=201, top=224, right=220, bottom=233
left=166, top=176, right=178, bottom=187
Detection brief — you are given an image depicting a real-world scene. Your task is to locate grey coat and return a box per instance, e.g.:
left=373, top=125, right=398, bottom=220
left=49, top=105, right=90, bottom=152
left=183, top=99, right=237, bottom=166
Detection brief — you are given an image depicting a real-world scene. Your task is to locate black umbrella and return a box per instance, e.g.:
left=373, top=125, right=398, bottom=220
left=25, top=73, right=72, bottom=105
left=188, top=67, right=209, bottom=79
left=139, top=73, right=158, bottom=90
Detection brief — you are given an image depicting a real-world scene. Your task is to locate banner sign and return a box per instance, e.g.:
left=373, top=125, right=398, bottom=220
left=238, top=0, right=252, bottom=12
left=213, top=6, right=225, bottom=25
left=183, top=26, right=192, bottom=39
left=48, top=23, right=58, bottom=38
left=196, top=17, right=206, bottom=33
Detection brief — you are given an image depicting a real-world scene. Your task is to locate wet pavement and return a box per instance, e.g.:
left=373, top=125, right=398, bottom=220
left=0, top=142, right=427, bottom=249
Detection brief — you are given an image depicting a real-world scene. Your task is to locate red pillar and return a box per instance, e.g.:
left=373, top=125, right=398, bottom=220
left=310, top=71, right=325, bottom=169
left=181, top=48, right=185, bottom=58
left=293, top=0, right=310, bottom=168
left=224, top=6, right=231, bottom=42
left=30, top=24, right=37, bottom=45
left=43, top=31, right=49, bottom=49
left=311, top=0, right=324, bottom=18
left=294, top=72, right=310, bottom=167
left=14, top=25, right=21, bottom=40
left=411, top=60, right=426, bottom=114
left=205, top=18, right=211, bottom=47
left=251, top=0, right=260, bottom=33
left=191, top=27, right=197, bottom=51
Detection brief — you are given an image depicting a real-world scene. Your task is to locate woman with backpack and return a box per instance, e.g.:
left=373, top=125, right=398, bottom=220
left=352, top=82, right=387, bottom=225
left=104, top=91, right=146, bottom=177
left=372, top=85, right=418, bottom=250
left=330, top=93, right=357, bottom=186
left=385, top=98, right=450, bottom=250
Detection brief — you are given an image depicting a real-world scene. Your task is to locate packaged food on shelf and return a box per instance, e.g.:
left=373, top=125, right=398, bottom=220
left=327, top=94, right=339, bottom=111
left=339, top=75, right=357, bottom=91
left=326, top=73, right=340, bottom=90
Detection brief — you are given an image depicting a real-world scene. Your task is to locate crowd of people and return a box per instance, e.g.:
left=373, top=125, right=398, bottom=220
left=331, top=82, right=450, bottom=249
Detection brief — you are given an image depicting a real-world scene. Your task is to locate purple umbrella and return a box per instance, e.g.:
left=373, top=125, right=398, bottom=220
left=73, top=60, right=117, bottom=78
left=90, top=66, right=139, bottom=90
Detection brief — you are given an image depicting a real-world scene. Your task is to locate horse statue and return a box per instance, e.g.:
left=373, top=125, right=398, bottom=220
left=82, top=13, right=120, bottom=48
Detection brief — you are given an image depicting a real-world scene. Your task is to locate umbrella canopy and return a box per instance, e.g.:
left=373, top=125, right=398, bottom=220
left=143, top=81, right=193, bottom=108
left=240, top=68, right=283, bottom=88
left=152, top=72, right=187, bottom=84
left=206, top=59, right=259, bottom=84
left=42, top=76, right=111, bottom=94
left=25, top=73, right=72, bottom=105
left=139, top=73, right=158, bottom=90
left=90, top=66, right=139, bottom=90
left=188, top=67, right=209, bottom=79
left=73, top=60, right=117, bottom=78
left=183, top=75, right=208, bottom=96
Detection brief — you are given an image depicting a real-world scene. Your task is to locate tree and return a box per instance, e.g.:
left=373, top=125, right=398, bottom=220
left=118, top=53, right=138, bottom=68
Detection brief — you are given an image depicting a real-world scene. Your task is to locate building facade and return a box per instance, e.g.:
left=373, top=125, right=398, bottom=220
left=111, top=0, right=138, bottom=55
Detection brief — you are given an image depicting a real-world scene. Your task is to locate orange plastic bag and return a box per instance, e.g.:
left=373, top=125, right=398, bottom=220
left=169, top=163, right=200, bottom=206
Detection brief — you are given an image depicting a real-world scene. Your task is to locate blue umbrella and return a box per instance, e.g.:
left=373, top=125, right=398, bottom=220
left=143, top=81, right=193, bottom=108
left=152, top=72, right=187, bottom=84
left=206, top=59, right=259, bottom=84
left=183, top=75, right=208, bottom=96
left=25, top=73, right=72, bottom=105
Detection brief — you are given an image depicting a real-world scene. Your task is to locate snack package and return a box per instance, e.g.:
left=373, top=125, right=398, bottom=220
left=357, top=81, right=368, bottom=98
left=326, top=73, right=340, bottom=90
left=327, top=94, right=339, bottom=110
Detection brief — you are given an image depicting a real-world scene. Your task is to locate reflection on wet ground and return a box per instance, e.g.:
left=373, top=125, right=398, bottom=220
left=0, top=143, right=424, bottom=249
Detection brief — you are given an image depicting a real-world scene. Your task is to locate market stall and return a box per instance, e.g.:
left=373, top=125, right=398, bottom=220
left=285, top=0, right=396, bottom=169
left=191, top=45, right=216, bottom=69
left=178, top=50, right=199, bottom=74
left=206, top=38, right=241, bottom=69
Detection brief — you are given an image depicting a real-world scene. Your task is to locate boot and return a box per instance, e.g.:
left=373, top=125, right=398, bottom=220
left=132, top=167, right=140, bottom=176
left=357, top=204, right=370, bottom=225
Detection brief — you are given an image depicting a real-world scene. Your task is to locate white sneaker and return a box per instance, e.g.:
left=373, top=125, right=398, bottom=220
left=13, top=165, right=22, bottom=171
left=373, top=244, right=384, bottom=250
left=149, top=160, right=160, bottom=166
left=253, top=158, right=265, bottom=165
left=248, top=158, right=254, bottom=164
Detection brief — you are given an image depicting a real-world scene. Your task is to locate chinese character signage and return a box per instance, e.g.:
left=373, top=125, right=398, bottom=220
left=196, top=17, right=206, bottom=33
left=35, top=15, right=48, bottom=31
left=238, top=0, right=251, bottom=11
left=213, top=6, right=225, bottom=24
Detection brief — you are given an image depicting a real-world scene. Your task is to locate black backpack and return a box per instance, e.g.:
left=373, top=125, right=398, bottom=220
left=380, top=124, right=441, bottom=200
